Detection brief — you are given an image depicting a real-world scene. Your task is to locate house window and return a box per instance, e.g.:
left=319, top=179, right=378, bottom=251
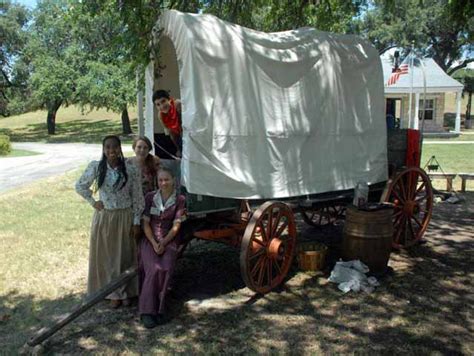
left=418, top=99, right=435, bottom=120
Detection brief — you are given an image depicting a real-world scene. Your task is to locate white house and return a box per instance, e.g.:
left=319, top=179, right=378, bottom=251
left=382, top=57, right=464, bottom=133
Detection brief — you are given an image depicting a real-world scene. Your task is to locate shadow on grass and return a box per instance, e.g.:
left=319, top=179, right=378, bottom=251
left=0, top=118, right=138, bottom=144
left=2, top=193, right=473, bottom=353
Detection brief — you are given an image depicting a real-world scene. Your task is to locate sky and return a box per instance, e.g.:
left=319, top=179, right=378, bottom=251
left=13, top=0, right=37, bottom=9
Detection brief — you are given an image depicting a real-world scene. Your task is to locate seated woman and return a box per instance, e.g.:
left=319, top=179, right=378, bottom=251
left=138, top=167, right=186, bottom=328
left=128, top=136, right=160, bottom=196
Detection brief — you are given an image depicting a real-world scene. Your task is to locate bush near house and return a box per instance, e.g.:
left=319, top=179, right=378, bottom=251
left=0, top=134, right=12, bottom=155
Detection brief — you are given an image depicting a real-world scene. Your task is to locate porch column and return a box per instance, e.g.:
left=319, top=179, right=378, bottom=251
left=137, top=70, right=144, bottom=137
left=414, top=92, right=420, bottom=130
left=454, top=91, right=462, bottom=133
left=400, top=97, right=405, bottom=128
left=144, top=61, right=155, bottom=151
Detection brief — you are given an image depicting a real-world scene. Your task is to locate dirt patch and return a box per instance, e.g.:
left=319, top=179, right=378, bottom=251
left=22, top=193, right=474, bottom=354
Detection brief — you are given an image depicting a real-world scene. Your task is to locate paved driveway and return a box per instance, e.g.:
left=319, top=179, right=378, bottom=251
left=0, top=143, right=133, bottom=193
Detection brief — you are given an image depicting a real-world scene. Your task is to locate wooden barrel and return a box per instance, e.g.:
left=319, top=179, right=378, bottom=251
left=342, top=205, right=393, bottom=274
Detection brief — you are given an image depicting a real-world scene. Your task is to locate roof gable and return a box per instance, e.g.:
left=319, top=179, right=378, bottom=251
left=382, top=57, right=463, bottom=92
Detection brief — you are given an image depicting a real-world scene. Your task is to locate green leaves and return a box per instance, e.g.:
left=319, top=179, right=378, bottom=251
left=360, top=0, right=473, bottom=72
left=0, top=1, right=30, bottom=116
left=75, top=61, right=136, bottom=113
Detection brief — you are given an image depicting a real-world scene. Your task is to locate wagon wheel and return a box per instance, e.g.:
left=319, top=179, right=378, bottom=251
left=385, top=167, right=433, bottom=249
left=301, top=204, right=345, bottom=227
left=240, top=201, right=297, bottom=294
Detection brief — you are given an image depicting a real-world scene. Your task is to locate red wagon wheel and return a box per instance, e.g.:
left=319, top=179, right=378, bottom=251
left=301, top=204, right=345, bottom=227
left=385, top=167, right=434, bottom=249
left=240, top=201, right=297, bottom=294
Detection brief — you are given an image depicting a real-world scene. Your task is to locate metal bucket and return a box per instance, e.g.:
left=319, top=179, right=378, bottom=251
left=342, top=205, right=393, bottom=274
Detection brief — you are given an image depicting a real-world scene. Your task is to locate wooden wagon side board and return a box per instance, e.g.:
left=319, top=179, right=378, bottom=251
left=387, top=128, right=408, bottom=171
left=184, top=190, right=241, bottom=215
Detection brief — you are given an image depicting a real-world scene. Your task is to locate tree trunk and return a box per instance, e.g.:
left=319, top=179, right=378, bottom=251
left=466, top=91, right=472, bottom=121
left=47, top=101, right=62, bottom=135
left=121, top=107, right=132, bottom=135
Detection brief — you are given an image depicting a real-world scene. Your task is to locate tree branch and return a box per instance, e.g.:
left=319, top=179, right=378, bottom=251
left=378, top=44, right=398, bottom=55
left=448, top=58, right=474, bottom=75
left=1, top=68, right=13, bottom=87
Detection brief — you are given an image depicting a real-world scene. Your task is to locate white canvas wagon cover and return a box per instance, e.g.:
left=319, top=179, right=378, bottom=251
left=155, top=10, right=387, bottom=199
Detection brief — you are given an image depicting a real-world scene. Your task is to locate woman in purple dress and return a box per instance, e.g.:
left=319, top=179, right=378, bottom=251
left=139, top=167, right=186, bottom=328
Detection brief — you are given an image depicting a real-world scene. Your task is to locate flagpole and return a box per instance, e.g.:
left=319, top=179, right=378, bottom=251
left=418, top=56, right=427, bottom=166
left=408, top=43, right=415, bottom=128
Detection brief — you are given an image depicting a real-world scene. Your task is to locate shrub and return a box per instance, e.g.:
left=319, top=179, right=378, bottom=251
left=0, top=134, right=12, bottom=155
left=443, top=113, right=456, bottom=129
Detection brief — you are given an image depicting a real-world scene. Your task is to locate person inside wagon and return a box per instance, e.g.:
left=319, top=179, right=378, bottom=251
left=138, top=167, right=186, bottom=328
left=153, top=89, right=182, bottom=158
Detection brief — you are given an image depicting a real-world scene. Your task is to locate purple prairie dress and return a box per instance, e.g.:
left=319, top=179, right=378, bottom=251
left=138, top=190, right=186, bottom=316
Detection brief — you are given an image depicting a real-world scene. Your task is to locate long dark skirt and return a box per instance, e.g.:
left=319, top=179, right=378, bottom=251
left=138, top=238, right=178, bottom=315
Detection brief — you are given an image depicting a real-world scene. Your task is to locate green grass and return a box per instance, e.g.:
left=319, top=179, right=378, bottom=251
left=421, top=142, right=474, bottom=191
left=0, top=148, right=40, bottom=158
left=421, top=143, right=474, bottom=191
left=424, top=129, right=474, bottom=142
left=421, top=143, right=474, bottom=173
left=0, top=168, right=91, bottom=351
left=0, top=168, right=472, bottom=354
left=424, top=134, right=474, bottom=142
left=0, top=106, right=138, bottom=144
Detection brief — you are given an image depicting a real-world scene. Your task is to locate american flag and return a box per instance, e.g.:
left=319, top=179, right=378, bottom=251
left=387, top=56, right=410, bottom=86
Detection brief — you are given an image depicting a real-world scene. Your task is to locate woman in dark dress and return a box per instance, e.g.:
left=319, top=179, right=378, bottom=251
left=138, top=167, right=186, bottom=328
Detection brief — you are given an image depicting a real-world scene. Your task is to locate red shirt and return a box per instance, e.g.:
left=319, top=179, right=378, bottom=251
left=160, top=98, right=181, bottom=135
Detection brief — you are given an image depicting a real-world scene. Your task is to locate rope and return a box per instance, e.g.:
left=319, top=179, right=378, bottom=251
left=153, top=139, right=180, bottom=160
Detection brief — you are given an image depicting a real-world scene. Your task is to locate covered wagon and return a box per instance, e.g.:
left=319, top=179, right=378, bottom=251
left=29, top=10, right=434, bottom=347
left=139, top=10, right=432, bottom=293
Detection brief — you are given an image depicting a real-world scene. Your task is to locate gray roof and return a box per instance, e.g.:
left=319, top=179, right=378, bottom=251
left=382, top=57, right=463, bottom=93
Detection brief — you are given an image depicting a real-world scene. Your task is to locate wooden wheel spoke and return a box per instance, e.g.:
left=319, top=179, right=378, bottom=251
left=393, top=209, right=403, bottom=218
left=386, top=168, right=433, bottom=249
left=407, top=172, right=415, bottom=199
left=267, top=208, right=273, bottom=240
left=407, top=218, right=416, bottom=240
left=274, top=258, right=283, bottom=274
left=249, top=248, right=265, bottom=260
left=251, top=255, right=266, bottom=277
left=393, top=211, right=404, bottom=226
left=392, top=188, right=405, bottom=204
left=275, top=220, right=289, bottom=238
left=252, top=236, right=265, bottom=247
left=302, top=205, right=342, bottom=227
left=397, top=179, right=408, bottom=201
left=410, top=172, right=418, bottom=198
left=271, top=210, right=282, bottom=236
left=317, top=211, right=323, bottom=225
left=241, top=201, right=297, bottom=294
left=267, top=258, right=273, bottom=286
left=257, top=257, right=266, bottom=286
left=415, top=194, right=427, bottom=202
left=412, top=215, right=423, bottom=228
left=393, top=216, right=406, bottom=243
left=259, top=222, right=268, bottom=242
left=415, top=181, right=426, bottom=195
